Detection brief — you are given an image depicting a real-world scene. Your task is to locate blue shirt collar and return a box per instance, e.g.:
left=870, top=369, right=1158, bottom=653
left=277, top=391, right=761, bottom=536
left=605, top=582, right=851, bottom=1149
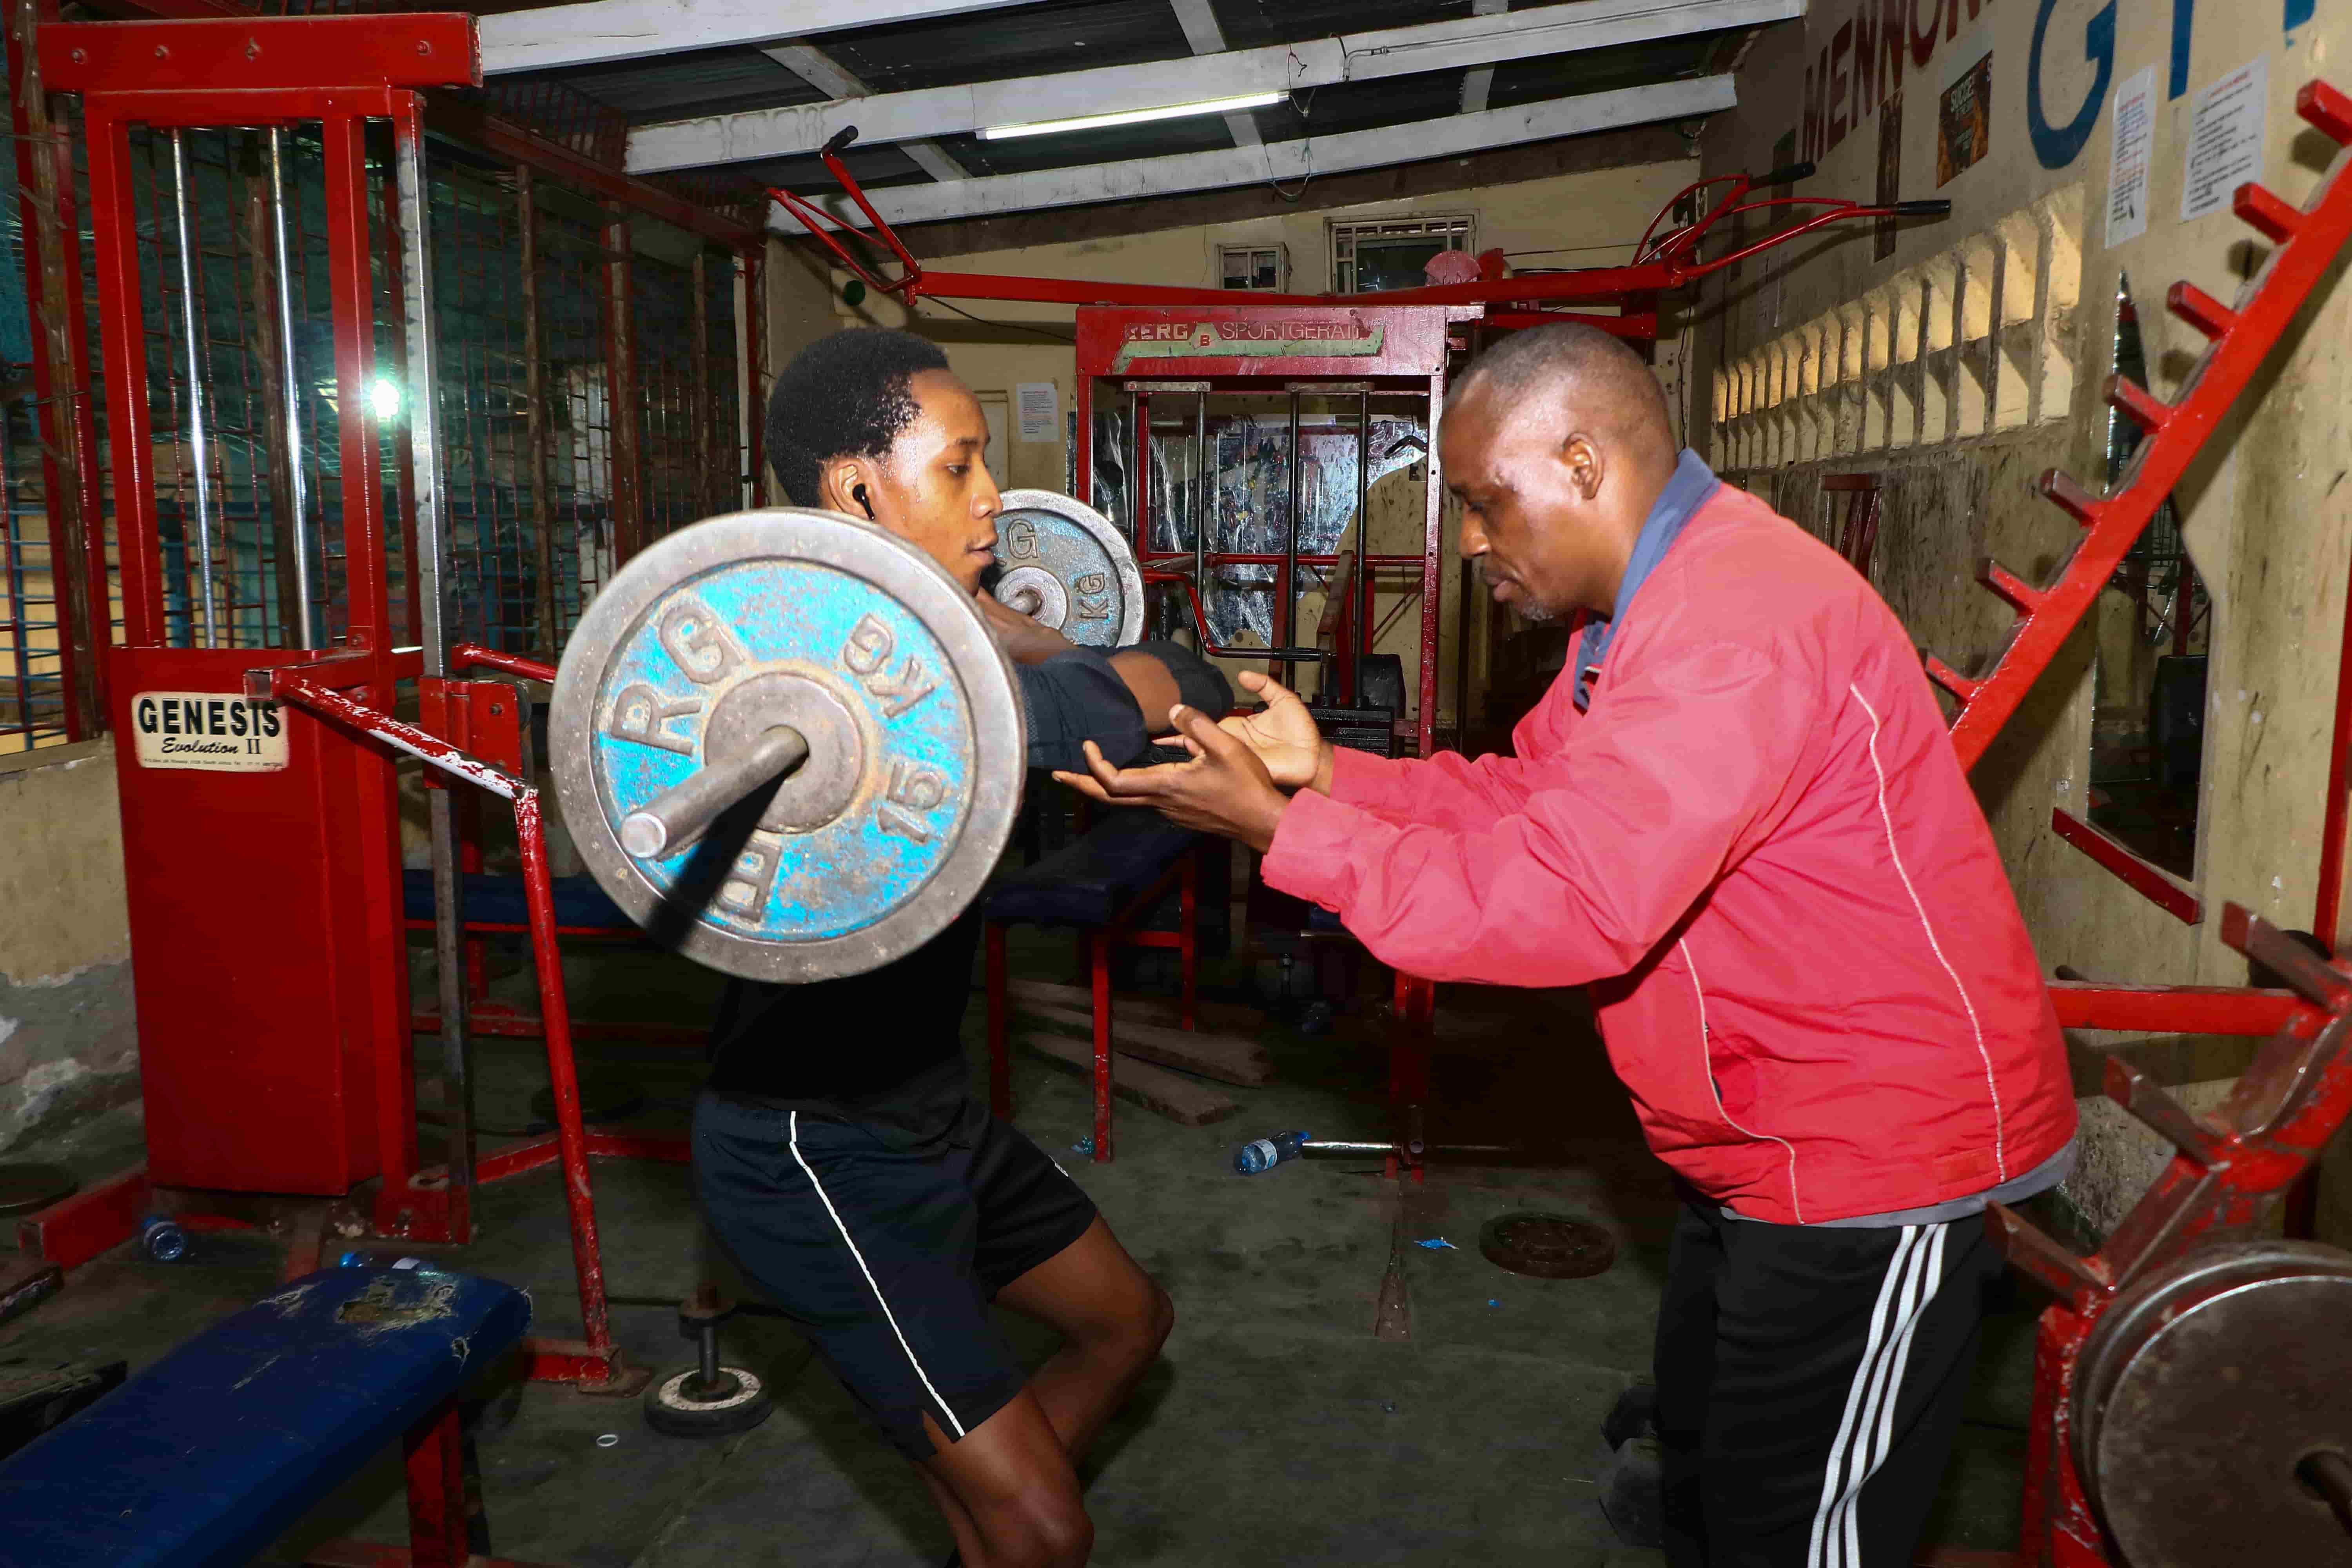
left=1573, top=448, right=1719, bottom=710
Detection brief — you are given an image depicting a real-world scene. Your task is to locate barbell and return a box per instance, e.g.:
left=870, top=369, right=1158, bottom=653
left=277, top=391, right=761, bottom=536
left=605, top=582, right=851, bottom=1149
left=549, top=494, right=1149, bottom=984
left=550, top=508, right=1027, bottom=984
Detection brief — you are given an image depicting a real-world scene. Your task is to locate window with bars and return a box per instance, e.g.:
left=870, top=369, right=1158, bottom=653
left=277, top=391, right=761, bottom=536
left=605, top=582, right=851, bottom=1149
left=1218, top=243, right=1287, bottom=292
left=1329, top=215, right=1474, bottom=295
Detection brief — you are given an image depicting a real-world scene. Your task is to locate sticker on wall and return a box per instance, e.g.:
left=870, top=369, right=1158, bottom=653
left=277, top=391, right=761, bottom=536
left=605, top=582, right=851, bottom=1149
left=1876, top=91, right=1906, bottom=261
left=2106, top=64, right=2157, bottom=247
left=1016, top=381, right=1059, bottom=443
left=2181, top=54, right=2270, bottom=222
left=1939, top=52, right=1995, bottom=185
left=129, top=691, right=288, bottom=773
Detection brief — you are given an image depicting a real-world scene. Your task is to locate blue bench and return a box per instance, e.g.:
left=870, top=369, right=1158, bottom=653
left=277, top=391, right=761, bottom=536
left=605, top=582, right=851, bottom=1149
left=401, top=867, right=633, bottom=933
left=0, top=1265, right=542, bottom=1568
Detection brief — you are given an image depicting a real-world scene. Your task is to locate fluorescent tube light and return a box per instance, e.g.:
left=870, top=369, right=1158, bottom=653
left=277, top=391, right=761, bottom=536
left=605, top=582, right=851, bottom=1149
left=978, top=91, right=1285, bottom=141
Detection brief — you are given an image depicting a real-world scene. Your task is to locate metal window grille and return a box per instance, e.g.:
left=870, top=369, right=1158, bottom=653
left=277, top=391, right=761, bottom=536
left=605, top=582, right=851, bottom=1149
left=1330, top=215, right=1474, bottom=295
left=2, top=100, right=756, bottom=730
left=1218, top=244, right=1286, bottom=292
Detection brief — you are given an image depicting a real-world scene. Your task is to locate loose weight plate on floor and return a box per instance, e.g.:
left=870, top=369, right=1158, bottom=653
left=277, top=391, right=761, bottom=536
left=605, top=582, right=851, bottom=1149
left=993, top=489, right=1143, bottom=648
left=551, top=508, right=1026, bottom=984
left=1478, top=1211, right=1617, bottom=1279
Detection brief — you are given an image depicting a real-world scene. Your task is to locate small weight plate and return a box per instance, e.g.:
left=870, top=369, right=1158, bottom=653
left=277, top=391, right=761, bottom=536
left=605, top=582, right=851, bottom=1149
left=1478, top=1210, right=1617, bottom=1279
left=993, top=489, right=1143, bottom=648
left=551, top=509, right=1026, bottom=984
left=0, top=1164, right=77, bottom=1218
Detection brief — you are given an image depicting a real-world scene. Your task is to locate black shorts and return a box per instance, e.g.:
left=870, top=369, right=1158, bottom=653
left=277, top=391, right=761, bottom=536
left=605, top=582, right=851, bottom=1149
left=691, top=1063, right=1098, bottom=1460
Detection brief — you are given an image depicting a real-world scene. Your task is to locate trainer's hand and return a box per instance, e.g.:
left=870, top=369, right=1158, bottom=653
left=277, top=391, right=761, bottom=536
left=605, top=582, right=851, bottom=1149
left=975, top=589, right=1074, bottom=665
left=1056, top=704, right=1289, bottom=852
left=1188, top=671, right=1333, bottom=793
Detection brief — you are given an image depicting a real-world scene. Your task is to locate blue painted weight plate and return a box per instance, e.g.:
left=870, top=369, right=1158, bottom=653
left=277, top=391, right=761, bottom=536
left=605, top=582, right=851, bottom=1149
left=550, top=509, right=1025, bottom=984
left=993, top=489, right=1143, bottom=649
left=592, top=560, right=973, bottom=942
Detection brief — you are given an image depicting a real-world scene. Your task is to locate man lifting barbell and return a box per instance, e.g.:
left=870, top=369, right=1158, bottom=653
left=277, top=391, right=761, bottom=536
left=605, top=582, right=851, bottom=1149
left=688, top=329, right=1226, bottom=1568
left=1056, top=323, right=2081, bottom=1568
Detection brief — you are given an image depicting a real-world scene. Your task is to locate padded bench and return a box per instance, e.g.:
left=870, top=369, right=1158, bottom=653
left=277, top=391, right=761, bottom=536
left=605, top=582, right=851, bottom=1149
left=0, top=1265, right=541, bottom=1568
left=401, top=867, right=633, bottom=933
left=984, top=811, right=1209, bottom=1162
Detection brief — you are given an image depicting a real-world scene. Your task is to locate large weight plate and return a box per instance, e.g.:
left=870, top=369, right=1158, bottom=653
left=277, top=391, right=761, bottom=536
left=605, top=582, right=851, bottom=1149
left=551, top=508, right=1025, bottom=984
left=2074, top=1238, right=2352, bottom=1568
left=993, top=489, right=1143, bottom=648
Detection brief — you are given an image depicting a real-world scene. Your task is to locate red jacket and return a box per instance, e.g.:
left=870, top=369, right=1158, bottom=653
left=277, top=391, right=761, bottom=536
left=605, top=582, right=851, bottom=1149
left=1263, top=483, right=2075, bottom=1223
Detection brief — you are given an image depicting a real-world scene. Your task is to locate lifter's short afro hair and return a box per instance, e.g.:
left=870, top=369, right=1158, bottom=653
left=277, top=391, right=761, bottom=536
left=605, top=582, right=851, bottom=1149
left=765, top=327, right=951, bottom=508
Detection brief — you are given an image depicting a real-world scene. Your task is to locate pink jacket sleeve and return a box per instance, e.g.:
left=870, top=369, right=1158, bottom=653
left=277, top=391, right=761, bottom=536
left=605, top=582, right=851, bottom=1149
left=1325, top=745, right=1538, bottom=831
left=1260, top=636, right=1815, bottom=987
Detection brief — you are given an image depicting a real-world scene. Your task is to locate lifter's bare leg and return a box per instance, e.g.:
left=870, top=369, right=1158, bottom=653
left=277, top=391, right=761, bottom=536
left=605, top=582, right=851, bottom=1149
left=995, top=1216, right=1174, bottom=1453
left=920, top=1394, right=1089, bottom=1568
left=917, top=1218, right=1171, bottom=1565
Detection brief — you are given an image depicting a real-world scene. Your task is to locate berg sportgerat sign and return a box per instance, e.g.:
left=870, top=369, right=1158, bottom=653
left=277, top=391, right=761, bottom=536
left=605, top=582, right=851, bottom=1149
left=130, top=691, right=288, bottom=772
left=1111, top=315, right=1386, bottom=372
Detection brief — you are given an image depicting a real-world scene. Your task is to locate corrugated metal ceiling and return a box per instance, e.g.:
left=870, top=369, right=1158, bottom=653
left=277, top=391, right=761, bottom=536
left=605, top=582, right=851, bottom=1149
left=494, top=0, right=1741, bottom=193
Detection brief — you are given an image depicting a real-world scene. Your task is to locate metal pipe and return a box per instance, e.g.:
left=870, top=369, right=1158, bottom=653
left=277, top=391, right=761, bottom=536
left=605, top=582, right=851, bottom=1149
left=695, top=1322, right=723, bottom=1394
left=1283, top=387, right=1301, bottom=691
left=2299, top=1448, right=2352, bottom=1533
left=619, top=726, right=809, bottom=858
left=1298, top=1139, right=1515, bottom=1157
left=167, top=130, right=216, bottom=648
left=394, top=101, right=474, bottom=1204
left=514, top=788, right=615, bottom=1358
left=1354, top=388, right=1371, bottom=704
left=265, top=129, right=315, bottom=650
left=1193, top=387, right=1208, bottom=633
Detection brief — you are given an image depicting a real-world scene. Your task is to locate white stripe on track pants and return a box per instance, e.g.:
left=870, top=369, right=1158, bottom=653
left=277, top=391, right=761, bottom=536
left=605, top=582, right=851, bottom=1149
left=1652, top=1187, right=2006, bottom=1568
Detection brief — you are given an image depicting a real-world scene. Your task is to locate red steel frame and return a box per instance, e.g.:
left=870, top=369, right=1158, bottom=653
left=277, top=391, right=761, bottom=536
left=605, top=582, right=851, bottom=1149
left=771, top=143, right=1946, bottom=358
left=1070, top=303, right=1459, bottom=1174
left=1896, top=80, right=2352, bottom=1568
left=11, top=14, right=759, bottom=1395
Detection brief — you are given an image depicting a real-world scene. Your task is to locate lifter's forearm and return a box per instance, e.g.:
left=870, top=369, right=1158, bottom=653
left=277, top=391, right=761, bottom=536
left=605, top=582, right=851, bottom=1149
left=1108, top=650, right=1183, bottom=735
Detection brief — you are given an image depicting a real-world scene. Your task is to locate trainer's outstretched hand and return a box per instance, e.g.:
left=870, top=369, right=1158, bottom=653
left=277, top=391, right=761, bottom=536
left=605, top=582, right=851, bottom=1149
left=1173, top=671, right=1333, bottom=794
left=1056, top=703, right=1290, bottom=851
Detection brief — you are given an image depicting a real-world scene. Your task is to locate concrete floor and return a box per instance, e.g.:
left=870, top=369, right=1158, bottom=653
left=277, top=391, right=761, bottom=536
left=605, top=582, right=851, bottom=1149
left=0, top=927, right=2041, bottom=1566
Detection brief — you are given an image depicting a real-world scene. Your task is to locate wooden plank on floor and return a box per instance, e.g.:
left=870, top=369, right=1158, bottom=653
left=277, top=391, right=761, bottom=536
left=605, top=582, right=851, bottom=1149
left=1000, top=977, right=1266, bottom=1035
left=1011, top=1030, right=1240, bottom=1126
left=1013, top=1000, right=1273, bottom=1087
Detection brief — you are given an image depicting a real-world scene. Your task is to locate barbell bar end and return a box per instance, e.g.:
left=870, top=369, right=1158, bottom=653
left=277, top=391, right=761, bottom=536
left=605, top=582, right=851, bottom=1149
left=620, top=725, right=812, bottom=862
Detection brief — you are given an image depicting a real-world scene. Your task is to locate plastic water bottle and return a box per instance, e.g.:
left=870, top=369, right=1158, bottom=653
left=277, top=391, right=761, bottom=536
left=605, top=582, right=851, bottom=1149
left=1234, top=1131, right=1310, bottom=1176
left=138, top=1214, right=188, bottom=1263
left=338, top=1251, right=426, bottom=1270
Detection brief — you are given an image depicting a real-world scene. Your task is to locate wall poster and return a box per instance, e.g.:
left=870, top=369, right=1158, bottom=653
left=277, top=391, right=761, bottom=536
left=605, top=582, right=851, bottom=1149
left=1938, top=53, right=1994, bottom=186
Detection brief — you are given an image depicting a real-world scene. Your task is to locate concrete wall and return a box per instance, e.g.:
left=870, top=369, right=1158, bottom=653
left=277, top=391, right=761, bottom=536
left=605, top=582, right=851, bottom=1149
left=0, top=739, right=138, bottom=1152
left=1691, top=4, right=2352, bottom=1238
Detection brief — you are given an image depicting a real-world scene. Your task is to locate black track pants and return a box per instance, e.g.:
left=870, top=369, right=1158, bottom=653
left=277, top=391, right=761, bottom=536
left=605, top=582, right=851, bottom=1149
left=1652, top=1189, right=2005, bottom=1568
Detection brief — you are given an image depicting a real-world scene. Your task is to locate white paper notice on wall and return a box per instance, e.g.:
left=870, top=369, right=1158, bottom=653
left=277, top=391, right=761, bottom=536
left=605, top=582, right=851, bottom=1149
left=2105, top=65, right=2156, bottom=248
left=2181, top=55, right=2270, bottom=223
left=1016, top=381, right=1059, bottom=442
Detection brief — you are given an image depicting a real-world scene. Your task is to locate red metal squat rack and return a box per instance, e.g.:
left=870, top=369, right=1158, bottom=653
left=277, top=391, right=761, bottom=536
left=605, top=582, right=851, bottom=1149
left=12, top=9, right=761, bottom=1397
left=1904, top=79, right=2352, bottom=1568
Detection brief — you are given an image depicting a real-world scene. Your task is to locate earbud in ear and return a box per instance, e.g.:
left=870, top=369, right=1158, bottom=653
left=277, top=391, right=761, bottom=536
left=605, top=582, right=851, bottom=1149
left=852, top=483, right=874, bottom=520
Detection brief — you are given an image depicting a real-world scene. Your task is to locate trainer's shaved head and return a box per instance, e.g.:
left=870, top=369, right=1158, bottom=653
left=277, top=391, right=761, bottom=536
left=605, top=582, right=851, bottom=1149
left=1441, top=322, right=1681, bottom=622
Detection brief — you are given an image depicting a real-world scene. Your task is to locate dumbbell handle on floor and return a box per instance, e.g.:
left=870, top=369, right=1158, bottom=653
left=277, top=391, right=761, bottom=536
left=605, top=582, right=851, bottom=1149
left=619, top=726, right=810, bottom=858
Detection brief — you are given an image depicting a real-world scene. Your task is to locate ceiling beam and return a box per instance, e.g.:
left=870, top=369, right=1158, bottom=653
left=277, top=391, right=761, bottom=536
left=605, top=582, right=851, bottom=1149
left=1166, top=0, right=1259, bottom=148
left=630, top=0, right=1796, bottom=174
left=1459, top=0, right=1508, bottom=114
left=478, top=0, right=1033, bottom=76
left=770, top=74, right=1734, bottom=232
left=760, top=42, right=971, bottom=181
